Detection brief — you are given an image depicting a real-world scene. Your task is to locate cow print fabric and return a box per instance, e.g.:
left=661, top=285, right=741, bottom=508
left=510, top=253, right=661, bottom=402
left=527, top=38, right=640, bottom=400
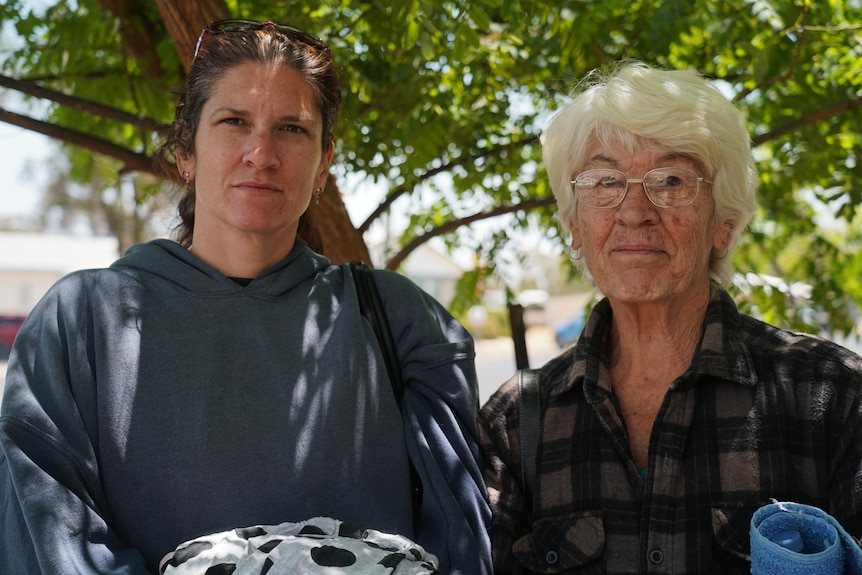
left=159, top=516, right=439, bottom=574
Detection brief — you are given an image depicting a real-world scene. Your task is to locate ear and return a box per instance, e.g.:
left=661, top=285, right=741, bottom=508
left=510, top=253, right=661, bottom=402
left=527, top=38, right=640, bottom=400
left=315, top=141, right=334, bottom=188
left=176, top=150, right=196, bottom=181
left=568, top=215, right=583, bottom=251
left=712, top=217, right=733, bottom=252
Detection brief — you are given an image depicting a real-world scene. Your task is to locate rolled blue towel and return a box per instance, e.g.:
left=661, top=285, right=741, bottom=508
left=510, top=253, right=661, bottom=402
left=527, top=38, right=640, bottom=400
left=750, top=501, right=862, bottom=575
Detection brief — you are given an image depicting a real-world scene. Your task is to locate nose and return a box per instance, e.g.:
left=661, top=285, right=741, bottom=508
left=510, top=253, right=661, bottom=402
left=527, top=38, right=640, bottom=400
left=243, top=132, right=280, bottom=170
left=615, top=180, right=659, bottom=225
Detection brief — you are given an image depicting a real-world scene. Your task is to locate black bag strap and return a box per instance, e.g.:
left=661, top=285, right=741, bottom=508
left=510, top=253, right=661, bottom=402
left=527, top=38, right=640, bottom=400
left=518, top=368, right=541, bottom=508
left=349, top=260, right=422, bottom=519
left=350, top=260, right=403, bottom=400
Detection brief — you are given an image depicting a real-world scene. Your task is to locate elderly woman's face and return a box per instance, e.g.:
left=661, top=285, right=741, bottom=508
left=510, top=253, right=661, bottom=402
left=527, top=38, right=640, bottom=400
left=569, top=141, right=731, bottom=305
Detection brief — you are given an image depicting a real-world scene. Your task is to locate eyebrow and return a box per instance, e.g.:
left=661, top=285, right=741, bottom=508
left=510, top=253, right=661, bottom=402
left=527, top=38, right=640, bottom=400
left=586, top=153, right=618, bottom=166
left=585, top=152, right=701, bottom=167
left=208, top=107, right=316, bottom=123
left=658, top=152, right=699, bottom=165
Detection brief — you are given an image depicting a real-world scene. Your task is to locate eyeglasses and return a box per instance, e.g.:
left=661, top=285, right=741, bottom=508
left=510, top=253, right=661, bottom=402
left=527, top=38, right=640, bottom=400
left=193, top=19, right=330, bottom=61
left=571, top=167, right=713, bottom=209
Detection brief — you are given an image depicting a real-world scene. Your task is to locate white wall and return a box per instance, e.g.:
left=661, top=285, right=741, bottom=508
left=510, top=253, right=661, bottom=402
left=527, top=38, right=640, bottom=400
left=0, top=269, right=66, bottom=315
left=0, top=232, right=119, bottom=315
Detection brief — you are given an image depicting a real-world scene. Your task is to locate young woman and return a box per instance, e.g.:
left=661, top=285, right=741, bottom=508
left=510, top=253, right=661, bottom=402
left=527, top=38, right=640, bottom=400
left=0, top=20, right=490, bottom=575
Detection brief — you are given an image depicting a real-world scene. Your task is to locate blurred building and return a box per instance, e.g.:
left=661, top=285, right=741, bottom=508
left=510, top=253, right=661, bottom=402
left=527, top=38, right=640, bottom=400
left=0, top=232, right=467, bottom=313
left=0, top=232, right=119, bottom=315
left=398, top=243, right=465, bottom=308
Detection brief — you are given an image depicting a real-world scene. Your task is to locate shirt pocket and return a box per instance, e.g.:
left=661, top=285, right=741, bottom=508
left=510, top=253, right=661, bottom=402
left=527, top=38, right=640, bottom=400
left=512, top=511, right=604, bottom=574
left=712, top=502, right=758, bottom=572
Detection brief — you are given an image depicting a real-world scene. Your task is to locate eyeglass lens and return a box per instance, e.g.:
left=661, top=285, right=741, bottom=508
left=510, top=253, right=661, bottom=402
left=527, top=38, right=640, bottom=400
left=573, top=167, right=704, bottom=208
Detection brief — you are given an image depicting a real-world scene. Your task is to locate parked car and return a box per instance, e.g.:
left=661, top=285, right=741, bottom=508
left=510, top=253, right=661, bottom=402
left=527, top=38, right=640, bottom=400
left=0, top=315, right=26, bottom=361
left=553, top=311, right=585, bottom=349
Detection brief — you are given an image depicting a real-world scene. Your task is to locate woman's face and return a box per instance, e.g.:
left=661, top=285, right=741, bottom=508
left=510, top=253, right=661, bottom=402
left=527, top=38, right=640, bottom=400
left=570, top=141, right=731, bottom=305
left=178, top=61, right=332, bottom=244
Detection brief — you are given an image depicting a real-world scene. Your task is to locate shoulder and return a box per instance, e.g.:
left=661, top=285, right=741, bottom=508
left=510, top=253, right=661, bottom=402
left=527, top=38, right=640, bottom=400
left=365, top=266, right=429, bottom=301
left=732, top=315, right=862, bottom=425
left=11, top=267, right=130, bottom=360
left=479, top=347, right=578, bottom=432
left=340, top=261, right=418, bottom=292
left=341, top=262, right=474, bottom=358
left=345, top=262, right=455, bottom=323
left=34, top=266, right=128, bottom=309
left=707, top=288, right=862, bottom=387
left=479, top=371, right=521, bottom=428
left=738, top=313, right=862, bottom=376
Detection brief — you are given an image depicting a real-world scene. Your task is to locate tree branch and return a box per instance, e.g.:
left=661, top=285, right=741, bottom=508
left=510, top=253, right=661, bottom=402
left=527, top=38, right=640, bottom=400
left=0, top=108, right=154, bottom=174
left=752, top=96, right=862, bottom=146
left=358, top=159, right=459, bottom=234
left=385, top=195, right=555, bottom=270
left=0, top=73, right=165, bottom=131
left=734, top=37, right=805, bottom=103
left=95, top=0, right=168, bottom=80
left=358, top=135, right=534, bottom=233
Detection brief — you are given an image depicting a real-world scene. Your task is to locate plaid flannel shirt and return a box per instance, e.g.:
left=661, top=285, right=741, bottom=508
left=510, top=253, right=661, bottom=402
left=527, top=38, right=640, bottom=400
left=478, top=286, right=862, bottom=574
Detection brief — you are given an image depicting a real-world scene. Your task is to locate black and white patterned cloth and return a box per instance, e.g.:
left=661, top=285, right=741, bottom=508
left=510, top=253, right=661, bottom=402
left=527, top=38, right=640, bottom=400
left=159, top=516, right=439, bottom=574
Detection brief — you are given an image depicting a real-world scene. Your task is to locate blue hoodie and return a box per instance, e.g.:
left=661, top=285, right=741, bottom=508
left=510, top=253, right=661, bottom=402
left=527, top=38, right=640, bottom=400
left=0, top=239, right=491, bottom=574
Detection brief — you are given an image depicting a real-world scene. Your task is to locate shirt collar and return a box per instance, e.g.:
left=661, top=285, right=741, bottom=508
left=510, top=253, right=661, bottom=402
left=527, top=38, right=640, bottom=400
left=563, top=284, right=758, bottom=395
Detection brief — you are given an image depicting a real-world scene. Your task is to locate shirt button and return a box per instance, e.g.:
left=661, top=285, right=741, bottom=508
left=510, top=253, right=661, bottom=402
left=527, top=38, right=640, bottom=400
left=545, top=550, right=559, bottom=565
left=648, top=548, right=665, bottom=565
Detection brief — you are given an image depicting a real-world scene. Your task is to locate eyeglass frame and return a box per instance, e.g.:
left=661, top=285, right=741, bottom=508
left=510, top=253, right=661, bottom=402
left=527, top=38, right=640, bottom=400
left=193, top=19, right=331, bottom=61
left=570, top=167, right=714, bottom=209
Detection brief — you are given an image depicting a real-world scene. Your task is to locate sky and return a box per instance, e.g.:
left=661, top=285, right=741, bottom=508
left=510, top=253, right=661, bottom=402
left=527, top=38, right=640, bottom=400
left=0, top=121, right=52, bottom=220
left=0, top=7, right=54, bottom=222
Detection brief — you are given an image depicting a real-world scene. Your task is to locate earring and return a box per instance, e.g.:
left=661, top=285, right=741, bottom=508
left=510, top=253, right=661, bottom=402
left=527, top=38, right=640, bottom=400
left=183, top=172, right=191, bottom=192
left=314, top=187, right=322, bottom=205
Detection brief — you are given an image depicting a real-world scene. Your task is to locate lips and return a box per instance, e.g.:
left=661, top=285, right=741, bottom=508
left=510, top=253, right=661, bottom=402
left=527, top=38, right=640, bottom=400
left=234, top=181, right=281, bottom=193
left=613, top=243, right=662, bottom=252
left=610, top=243, right=666, bottom=257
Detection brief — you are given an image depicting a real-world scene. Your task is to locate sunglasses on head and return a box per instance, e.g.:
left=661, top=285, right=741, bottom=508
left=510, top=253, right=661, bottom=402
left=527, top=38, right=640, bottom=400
left=193, top=19, right=330, bottom=61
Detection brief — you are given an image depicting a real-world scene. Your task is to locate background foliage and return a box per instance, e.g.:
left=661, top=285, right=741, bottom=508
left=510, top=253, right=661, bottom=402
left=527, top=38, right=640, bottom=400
left=1, top=0, right=860, bottom=337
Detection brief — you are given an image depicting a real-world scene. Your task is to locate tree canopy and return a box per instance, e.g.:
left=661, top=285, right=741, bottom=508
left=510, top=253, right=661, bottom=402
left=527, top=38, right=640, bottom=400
left=1, top=0, right=860, bottom=336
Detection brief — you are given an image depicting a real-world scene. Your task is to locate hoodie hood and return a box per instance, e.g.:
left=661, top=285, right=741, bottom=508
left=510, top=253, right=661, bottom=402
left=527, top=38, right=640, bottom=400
left=111, top=238, right=331, bottom=297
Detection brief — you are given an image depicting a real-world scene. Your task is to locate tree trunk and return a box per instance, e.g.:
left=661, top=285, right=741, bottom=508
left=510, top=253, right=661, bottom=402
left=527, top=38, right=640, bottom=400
left=152, top=0, right=228, bottom=73
left=147, top=0, right=371, bottom=265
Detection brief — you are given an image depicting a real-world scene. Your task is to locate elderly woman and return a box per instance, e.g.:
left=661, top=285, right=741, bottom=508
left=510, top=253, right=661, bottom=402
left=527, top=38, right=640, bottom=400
left=478, top=61, right=862, bottom=574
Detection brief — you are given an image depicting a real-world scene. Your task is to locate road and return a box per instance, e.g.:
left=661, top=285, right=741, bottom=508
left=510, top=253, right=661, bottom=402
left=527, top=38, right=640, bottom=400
left=474, top=326, right=561, bottom=405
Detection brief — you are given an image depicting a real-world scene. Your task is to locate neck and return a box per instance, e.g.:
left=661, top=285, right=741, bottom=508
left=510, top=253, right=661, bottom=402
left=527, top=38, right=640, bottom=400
left=606, top=288, right=711, bottom=386
left=190, top=227, right=297, bottom=278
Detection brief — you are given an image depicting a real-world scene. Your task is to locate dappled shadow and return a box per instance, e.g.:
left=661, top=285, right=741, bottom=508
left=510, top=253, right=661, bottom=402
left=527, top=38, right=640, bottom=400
left=90, top=264, right=414, bottom=569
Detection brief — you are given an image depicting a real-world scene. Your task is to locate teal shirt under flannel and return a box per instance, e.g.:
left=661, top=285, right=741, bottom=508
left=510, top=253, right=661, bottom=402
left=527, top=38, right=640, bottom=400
left=478, top=285, right=862, bottom=574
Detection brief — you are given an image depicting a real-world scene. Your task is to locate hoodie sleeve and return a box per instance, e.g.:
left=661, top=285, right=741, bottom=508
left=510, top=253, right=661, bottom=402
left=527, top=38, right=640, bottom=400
left=0, top=273, right=151, bottom=574
left=369, top=269, right=492, bottom=575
